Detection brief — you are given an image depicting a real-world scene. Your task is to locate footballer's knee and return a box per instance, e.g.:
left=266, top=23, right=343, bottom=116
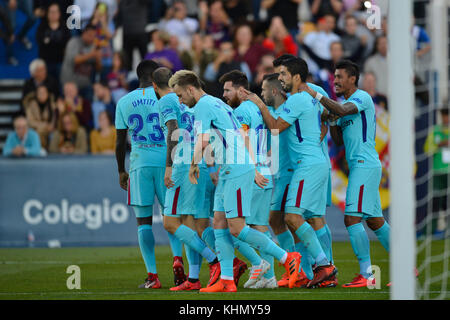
left=366, top=217, right=385, bottom=231
left=344, top=214, right=362, bottom=227
left=163, top=216, right=181, bottom=234
left=269, top=211, right=287, bottom=234
left=284, top=213, right=304, bottom=231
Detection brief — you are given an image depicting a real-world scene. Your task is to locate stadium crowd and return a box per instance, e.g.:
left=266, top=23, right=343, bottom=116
left=1, top=0, right=432, bottom=159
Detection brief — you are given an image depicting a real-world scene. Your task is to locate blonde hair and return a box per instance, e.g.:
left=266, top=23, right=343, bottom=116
left=168, top=70, right=202, bottom=89
left=58, top=111, right=80, bottom=134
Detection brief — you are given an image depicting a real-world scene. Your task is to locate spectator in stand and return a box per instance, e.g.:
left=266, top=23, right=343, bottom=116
left=159, top=0, right=199, bottom=52
left=262, top=16, right=298, bottom=58
left=36, top=3, right=71, bottom=81
left=60, top=24, right=102, bottom=100
left=223, top=0, right=250, bottom=25
left=233, top=23, right=273, bottom=75
left=49, top=111, right=88, bottom=154
left=57, top=82, right=92, bottom=130
left=22, top=59, right=60, bottom=108
left=301, top=14, right=340, bottom=61
left=106, top=52, right=129, bottom=104
left=90, top=110, right=116, bottom=155
left=309, top=0, right=343, bottom=21
left=199, top=0, right=231, bottom=48
left=3, top=115, right=43, bottom=157
left=340, top=15, right=367, bottom=66
left=23, top=85, right=57, bottom=149
left=2, top=0, right=36, bottom=51
left=115, top=0, right=149, bottom=71
left=74, top=0, right=97, bottom=30
left=362, top=71, right=388, bottom=110
left=364, top=35, right=388, bottom=96
left=92, top=81, right=115, bottom=129
left=204, top=41, right=252, bottom=96
left=262, top=0, right=302, bottom=37
left=88, top=2, right=115, bottom=80
left=424, top=106, right=450, bottom=238
left=145, top=30, right=183, bottom=72
left=250, top=53, right=275, bottom=96
left=0, top=4, right=16, bottom=65
left=180, top=33, right=217, bottom=78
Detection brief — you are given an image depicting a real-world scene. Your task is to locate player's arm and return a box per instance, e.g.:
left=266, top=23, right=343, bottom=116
left=300, top=83, right=358, bottom=117
left=164, top=119, right=179, bottom=188
left=115, top=128, right=129, bottom=191
left=189, top=132, right=211, bottom=184
left=241, top=89, right=290, bottom=134
left=327, top=113, right=344, bottom=146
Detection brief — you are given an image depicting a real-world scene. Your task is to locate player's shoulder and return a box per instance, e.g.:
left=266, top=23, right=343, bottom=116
left=307, top=82, right=329, bottom=98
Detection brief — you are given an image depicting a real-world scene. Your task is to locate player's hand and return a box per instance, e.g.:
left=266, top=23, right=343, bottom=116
left=327, top=112, right=340, bottom=123
left=254, top=170, right=269, bottom=189
left=241, top=89, right=264, bottom=108
left=209, top=169, right=219, bottom=186
left=189, top=165, right=200, bottom=185
left=164, top=166, right=174, bottom=189
left=119, top=171, right=129, bottom=191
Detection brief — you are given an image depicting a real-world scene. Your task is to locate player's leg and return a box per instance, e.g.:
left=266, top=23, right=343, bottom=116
left=247, top=185, right=277, bottom=289
left=284, top=164, right=336, bottom=288
left=128, top=168, right=160, bottom=289
left=342, top=167, right=381, bottom=288
left=154, top=167, right=186, bottom=285
left=225, top=171, right=301, bottom=288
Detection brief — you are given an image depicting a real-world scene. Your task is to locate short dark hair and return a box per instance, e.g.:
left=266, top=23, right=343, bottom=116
left=280, top=57, right=309, bottom=82
left=262, top=73, right=283, bottom=91
left=273, top=54, right=296, bottom=67
left=83, top=23, right=97, bottom=33
left=218, top=70, right=249, bottom=89
left=137, top=60, right=160, bottom=82
left=335, top=59, right=360, bottom=85
left=152, top=67, right=173, bottom=89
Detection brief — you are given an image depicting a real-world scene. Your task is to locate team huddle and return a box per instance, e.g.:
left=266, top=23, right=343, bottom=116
left=114, top=54, right=391, bottom=292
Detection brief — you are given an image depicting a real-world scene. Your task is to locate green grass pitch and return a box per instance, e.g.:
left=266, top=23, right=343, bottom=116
left=0, top=241, right=447, bottom=300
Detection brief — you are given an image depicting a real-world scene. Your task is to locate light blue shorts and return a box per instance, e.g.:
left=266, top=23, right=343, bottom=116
left=345, top=166, right=383, bottom=220
left=128, top=167, right=166, bottom=207
left=213, top=170, right=255, bottom=219
left=246, top=185, right=272, bottom=226
left=163, top=165, right=206, bottom=216
left=326, top=168, right=332, bottom=207
left=195, top=166, right=215, bottom=219
left=285, top=163, right=329, bottom=217
left=270, top=172, right=293, bottom=212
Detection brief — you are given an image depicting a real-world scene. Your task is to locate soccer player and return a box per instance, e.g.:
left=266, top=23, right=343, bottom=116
left=298, top=59, right=390, bottom=288
left=115, top=60, right=186, bottom=288
left=219, top=70, right=277, bottom=289
left=243, top=57, right=337, bottom=288
left=151, top=67, right=221, bottom=290
left=168, top=70, right=301, bottom=293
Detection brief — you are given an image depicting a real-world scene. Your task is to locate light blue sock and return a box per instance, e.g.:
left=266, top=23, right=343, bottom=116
left=167, top=232, right=183, bottom=257
left=214, top=228, right=234, bottom=279
left=232, top=235, right=262, bottom=266
left=276, top=230, right=296, bottom=252
left=347, top=223, right=372, bottom=278
left=138, top=225, right=157, bottom=274
left=315, top=225, right=333, bottom=264
left=174, top=225, right=216, bottom=263
left=185, top=244, right=201, bottom=279
left=295, top=222, right=329, bottom=267
left=324, top=224, right=334, bottom=263
left=201, top=226, right=216, bottom=252
left=295, top=241, right=314, bottom=280
left=373, top=221, right=390, bottom=252
left=262, top=231, right=275, bottom=279
left=237, top=226, right=286, bottom=262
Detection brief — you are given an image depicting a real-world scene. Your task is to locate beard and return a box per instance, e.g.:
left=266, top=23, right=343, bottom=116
left=226, top=96, right=240, bottom=109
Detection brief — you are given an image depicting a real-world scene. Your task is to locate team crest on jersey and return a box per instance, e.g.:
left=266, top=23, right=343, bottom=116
left=237, top=116, right=244, bottom=122
left=282, top=106, right=290, bottom=113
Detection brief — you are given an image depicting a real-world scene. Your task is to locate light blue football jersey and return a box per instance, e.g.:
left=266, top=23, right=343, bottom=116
left=278, top=92, right=326, bottom=167
left=307, top=82, right=332, bottom=169
left=337, top=89, right=381, bottom=169
left=269, top=103, right=294, bottom=178
left=157, top=92, right=195, bottom=167
left=233, top=100, right=271, bottom=177
left=115, top=86, right=166, bottom=171
left=194, top=94, right=255, bottom=180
